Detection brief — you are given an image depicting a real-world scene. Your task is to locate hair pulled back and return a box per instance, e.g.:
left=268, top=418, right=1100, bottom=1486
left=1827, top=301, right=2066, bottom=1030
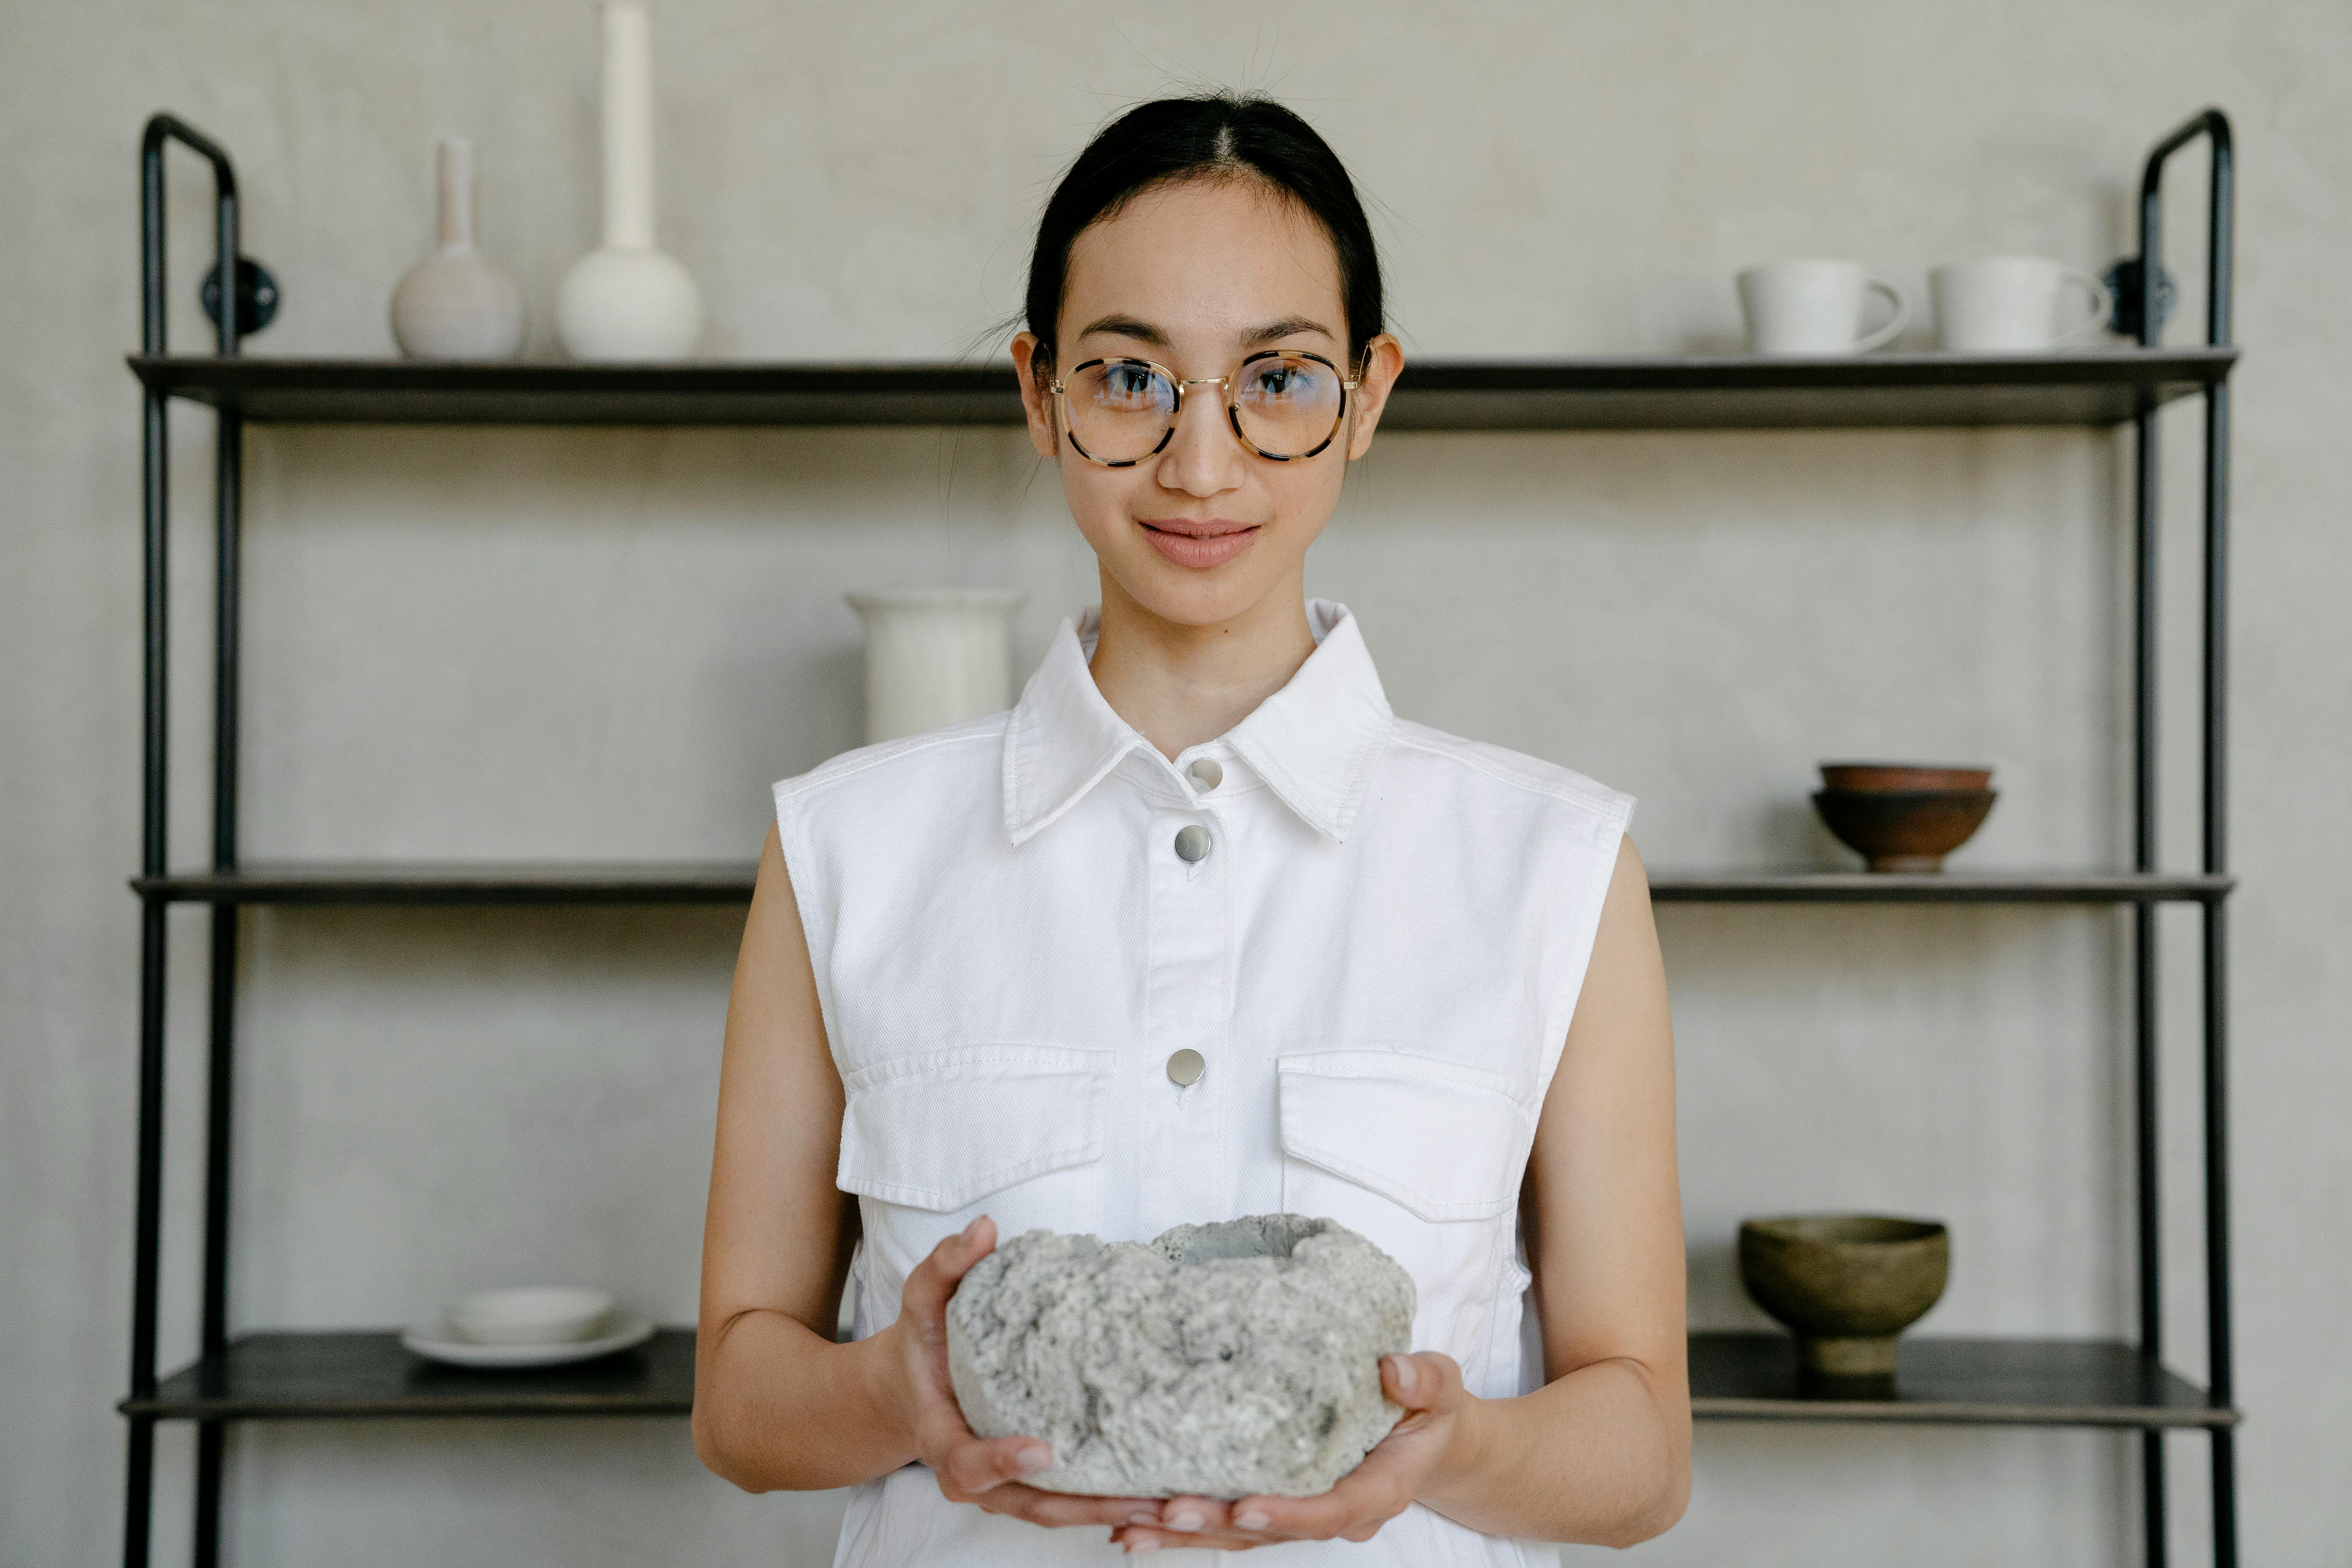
left=1023, top=93, right=1384, bottom=380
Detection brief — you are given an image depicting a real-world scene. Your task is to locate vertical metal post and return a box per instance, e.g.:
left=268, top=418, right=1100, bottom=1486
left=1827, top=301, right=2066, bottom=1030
left=2131, top=439, right=2166, bottom=1568
left=2129, top=115, right=2169, bottom=1568
left=128, top=113, right=244, bottom=1568
left=2192, top=114, right=2237, bottom=1568
left=191, top=150, right=246, bottom=1568
left=127, top=118, right=175, bottom=1568
left=2134, top=103, right=2237, bottom=1568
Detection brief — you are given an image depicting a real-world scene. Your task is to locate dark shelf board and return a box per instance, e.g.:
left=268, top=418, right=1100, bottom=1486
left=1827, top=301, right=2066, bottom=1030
left=1690, top=1332, right=2235, bottom=1427
left=133, top=861, right=758, bottom=905
left=122, top=1329, right=696, bottom=1420
left=134, top=862, right=2232, bottom=907
left=1649, top=870, right=2234, bottom=904
left=128, top=349, right=2234, bottom=431
left=124, top=1328, right=2234, bottom=1427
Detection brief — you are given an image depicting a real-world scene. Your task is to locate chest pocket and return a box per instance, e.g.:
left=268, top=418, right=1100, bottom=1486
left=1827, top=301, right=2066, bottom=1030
left=838, top=1044, right=1111, bottom=1209
left=1278, top=1050, right=1537, bottom=1367
left=838, top=1045, right=1112, bottom=1310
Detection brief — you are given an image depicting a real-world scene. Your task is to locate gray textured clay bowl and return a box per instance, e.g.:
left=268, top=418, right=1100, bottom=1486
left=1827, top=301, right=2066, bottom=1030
left=1811, top=788, right=1995, bottom=872
left=1739, top=1214, right=1949, bottom=1378
left=1819, top=762, right=1993, bottom=793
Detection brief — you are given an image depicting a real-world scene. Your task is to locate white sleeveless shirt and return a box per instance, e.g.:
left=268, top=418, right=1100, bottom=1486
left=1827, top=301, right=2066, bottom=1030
left=773, top=600, right=1632, bottom=1567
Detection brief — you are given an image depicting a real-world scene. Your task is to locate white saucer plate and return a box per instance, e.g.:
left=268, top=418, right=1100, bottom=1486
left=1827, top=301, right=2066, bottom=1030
left=401, top=1312, right=656, bottom=1369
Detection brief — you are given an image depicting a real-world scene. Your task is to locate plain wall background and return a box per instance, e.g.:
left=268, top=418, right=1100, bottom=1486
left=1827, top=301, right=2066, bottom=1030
left=4, top=1, right=2347, bottom=1563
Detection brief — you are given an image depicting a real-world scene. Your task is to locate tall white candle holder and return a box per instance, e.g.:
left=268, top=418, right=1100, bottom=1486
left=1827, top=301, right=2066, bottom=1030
left=846, top=590, right=1025, bottom=745
left=389, top=137, right=525, bottom=360
left=557, top=2, right=702, bottom=360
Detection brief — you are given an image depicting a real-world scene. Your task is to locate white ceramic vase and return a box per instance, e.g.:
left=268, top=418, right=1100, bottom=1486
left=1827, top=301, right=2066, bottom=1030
left=557, top=2, right=703, bottom=361
left=846, top=590, right=1024, bottom=744
left=389, top=137, right=525, bottom=361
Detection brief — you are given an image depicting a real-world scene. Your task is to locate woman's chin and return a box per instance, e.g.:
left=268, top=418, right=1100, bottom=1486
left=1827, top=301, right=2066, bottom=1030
left=1112, top=556, right=1289, bottom=629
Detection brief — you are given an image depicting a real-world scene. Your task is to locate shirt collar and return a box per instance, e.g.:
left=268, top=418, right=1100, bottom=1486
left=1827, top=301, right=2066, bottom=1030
left=1001, top=598, right=1394, bottom=847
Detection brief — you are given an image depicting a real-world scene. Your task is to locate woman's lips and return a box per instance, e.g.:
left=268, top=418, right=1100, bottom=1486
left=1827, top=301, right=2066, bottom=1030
left=1138, top=519, right=1259, bottom=569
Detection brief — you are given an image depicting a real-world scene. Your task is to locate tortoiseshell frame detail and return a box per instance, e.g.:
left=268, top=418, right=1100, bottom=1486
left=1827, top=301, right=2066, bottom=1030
left=1049, top=349, right=1359, bottom=466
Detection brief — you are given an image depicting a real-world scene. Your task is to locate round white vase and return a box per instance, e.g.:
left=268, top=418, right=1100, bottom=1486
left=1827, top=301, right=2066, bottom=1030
left=557, top=247, right=701, bottom=360
left=390, top=137, right=524, bottom=361
left=846, top=590, right=1025, bottom=744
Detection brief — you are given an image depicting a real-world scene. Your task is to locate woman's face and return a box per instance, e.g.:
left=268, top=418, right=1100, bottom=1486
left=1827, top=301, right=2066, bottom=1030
left=1014, top=177, right=1402, bottom=630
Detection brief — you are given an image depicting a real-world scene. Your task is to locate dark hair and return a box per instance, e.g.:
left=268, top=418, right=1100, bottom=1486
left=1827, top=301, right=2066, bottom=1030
left=1023, top=93, right=1384, bottom=379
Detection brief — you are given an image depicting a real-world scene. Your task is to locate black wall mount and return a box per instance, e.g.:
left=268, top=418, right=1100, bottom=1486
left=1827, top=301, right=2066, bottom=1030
left=199, top=257, right=279, bottom=336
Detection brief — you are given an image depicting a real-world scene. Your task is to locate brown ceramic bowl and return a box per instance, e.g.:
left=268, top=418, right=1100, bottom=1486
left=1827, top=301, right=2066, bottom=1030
left=1738, top=1214, right=1950, bottom=1378
left=1811, top=788, right=1995, bottom=872
left=1819, top=762, right=1994, bottom=793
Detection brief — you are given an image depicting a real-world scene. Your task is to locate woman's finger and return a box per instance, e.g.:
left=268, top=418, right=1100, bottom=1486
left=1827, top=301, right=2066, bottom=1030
left=982, top=1484, right=1163, bottom=1530
left=938, top=1432, right=1054, bottom=1498
left=1149, top=1494, right=1230, bottom=1535
left=1114, top=1524, right=1270, bottom=1553
left=1230, top=1454, right=1412, bottom=1541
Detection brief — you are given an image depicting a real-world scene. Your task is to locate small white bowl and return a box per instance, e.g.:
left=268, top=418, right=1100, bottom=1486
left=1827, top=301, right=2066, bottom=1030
left=448, top=1286, right=614, bottom=1346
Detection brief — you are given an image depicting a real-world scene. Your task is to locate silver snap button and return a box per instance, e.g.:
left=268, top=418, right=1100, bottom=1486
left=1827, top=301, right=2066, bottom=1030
left=1166, top=1048, right=1205, bottom=1087
left=1172, top=824, right=1212, bottom=863
left=1187, top=758, right=1223, bottom=791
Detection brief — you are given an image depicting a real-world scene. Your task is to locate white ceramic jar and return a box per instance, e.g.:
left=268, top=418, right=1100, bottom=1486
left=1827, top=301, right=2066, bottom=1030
left=846, top=590, right=1025, bottom=744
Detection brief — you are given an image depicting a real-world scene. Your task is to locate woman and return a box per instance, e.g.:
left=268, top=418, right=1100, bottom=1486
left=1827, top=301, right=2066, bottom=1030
left=694, top=94, right=1688, bottom=1563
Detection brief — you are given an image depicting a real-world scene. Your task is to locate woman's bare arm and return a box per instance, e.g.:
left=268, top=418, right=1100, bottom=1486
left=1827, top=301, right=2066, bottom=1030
left=1114, top=836, right=1689, bottom=1553
left=1417, top=835, right=1691, bottom=1543
left=692, top=822, right=896, bottom=1487
left=692, top=826, right=1156, bottom=1532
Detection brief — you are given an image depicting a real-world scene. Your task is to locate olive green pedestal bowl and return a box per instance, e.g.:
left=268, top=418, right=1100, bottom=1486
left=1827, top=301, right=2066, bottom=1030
left=1738, top=1214, right=1950, bottom=1379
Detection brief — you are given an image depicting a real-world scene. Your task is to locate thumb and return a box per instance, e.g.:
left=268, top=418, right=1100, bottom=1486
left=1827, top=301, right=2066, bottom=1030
left=902, top=1216, right=998, bottom=1321
left=1381, top=1352, right=1463, bottom=1414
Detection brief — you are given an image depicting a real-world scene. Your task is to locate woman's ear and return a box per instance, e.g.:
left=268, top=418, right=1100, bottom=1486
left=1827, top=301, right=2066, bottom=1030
left=1010, top=332, right=1060, bottom=461
left=1344, top=333, right=1406, bottom=461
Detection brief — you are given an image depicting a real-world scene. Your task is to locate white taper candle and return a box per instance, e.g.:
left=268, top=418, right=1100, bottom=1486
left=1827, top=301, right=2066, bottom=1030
left=600, top=2, right=655, bottom=250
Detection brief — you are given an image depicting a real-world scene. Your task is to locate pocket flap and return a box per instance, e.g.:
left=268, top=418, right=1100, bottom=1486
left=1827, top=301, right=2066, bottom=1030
left=838, top=1045, right=1111, bottom=1212
left=1278, top=1050, right=1535, bottom=1222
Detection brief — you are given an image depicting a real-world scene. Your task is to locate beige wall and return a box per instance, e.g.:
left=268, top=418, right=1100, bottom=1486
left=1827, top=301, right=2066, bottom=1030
left=5, top=1, right=2347, bottom=1563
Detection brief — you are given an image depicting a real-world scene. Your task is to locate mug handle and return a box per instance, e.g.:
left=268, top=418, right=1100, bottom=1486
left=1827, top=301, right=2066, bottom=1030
left=1855, top=279, right=1908, bottom=352
left=2054, top=268, right=2115, bottom=345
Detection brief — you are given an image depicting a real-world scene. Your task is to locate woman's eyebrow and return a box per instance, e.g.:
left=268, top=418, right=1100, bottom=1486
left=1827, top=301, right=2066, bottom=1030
left=1075, top=314, right=1166, bottom=346
left=1240, top=315, right=1336, bottom=346
left=1072, top=314, right=1339, bottom=349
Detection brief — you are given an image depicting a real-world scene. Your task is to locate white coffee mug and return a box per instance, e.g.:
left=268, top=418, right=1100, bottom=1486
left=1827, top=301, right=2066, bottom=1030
left=1931, top=256, right=2112, bottom=352
left=1738, top=260, right=1907, bottom=355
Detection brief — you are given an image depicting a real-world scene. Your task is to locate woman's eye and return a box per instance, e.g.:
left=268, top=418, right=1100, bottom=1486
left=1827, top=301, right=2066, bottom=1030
left=1246, top=362, right=1322, bottom=402
left=1098, top=365, right=1161, bottom=403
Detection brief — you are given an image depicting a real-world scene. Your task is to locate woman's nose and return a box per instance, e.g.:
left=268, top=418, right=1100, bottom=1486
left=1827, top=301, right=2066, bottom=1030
left=1155, top=381, right=1245, bottom=497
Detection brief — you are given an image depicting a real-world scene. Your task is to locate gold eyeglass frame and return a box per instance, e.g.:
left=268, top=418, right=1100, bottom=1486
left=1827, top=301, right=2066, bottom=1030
left=1047, top=348, right=1361, bottom=467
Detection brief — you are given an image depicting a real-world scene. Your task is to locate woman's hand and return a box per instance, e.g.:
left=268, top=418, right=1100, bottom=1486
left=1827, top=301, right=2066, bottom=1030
left=875, top=1216, right=1162, bottom=1532
left=1109, top=1350, right=1471, bottom=1554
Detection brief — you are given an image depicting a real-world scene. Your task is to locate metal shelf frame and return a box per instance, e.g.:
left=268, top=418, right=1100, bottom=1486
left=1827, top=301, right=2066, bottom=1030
left=122, top=346, right=2234, bottom=430
left=119, top=109, right=2239, bottom=1566
left=123, top=1329, right=2236, bottom=1431
left=128, top=862, right=2235, bottom=907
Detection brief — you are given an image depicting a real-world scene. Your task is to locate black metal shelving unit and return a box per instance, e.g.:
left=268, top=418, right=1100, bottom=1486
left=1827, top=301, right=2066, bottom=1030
left=121, top=110, right=2239, bottom=1566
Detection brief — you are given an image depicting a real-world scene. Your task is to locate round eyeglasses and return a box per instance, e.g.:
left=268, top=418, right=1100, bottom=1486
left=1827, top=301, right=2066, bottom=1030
left=1049, top=350, right=1361, bottom=466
